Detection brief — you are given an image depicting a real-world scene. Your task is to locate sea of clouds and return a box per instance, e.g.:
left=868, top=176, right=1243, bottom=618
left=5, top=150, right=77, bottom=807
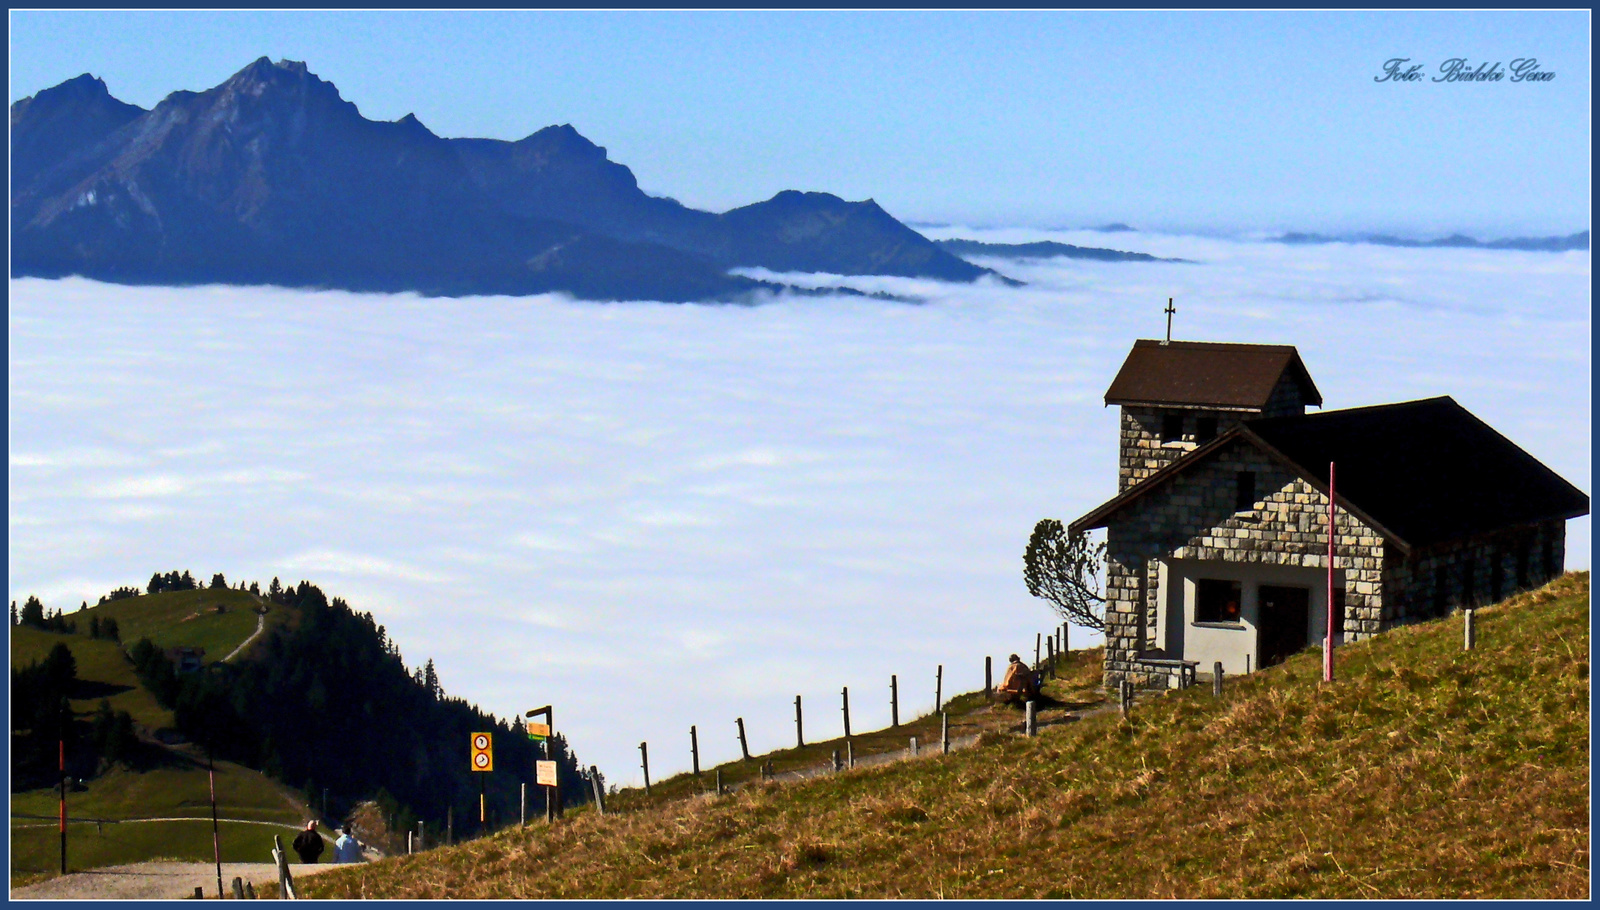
left=8, top=228, right=1590, bottom=784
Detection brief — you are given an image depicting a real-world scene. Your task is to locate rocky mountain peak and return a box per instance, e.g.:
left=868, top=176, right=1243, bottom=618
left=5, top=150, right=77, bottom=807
left=394, top=112, right=437, bottom=135
left=39, top=73, right=113, bottom=101
left=213, top=56, right=346, bottom=109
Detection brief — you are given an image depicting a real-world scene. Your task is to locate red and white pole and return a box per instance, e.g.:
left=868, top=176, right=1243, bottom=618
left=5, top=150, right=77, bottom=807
left=59, top=737, right=67, bottom=874
left=1325, top=461, right=1336, bottom=683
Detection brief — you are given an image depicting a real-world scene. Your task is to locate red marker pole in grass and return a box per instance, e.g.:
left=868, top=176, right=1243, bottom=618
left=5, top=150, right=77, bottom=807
left=209, top=748, right=223, bottom=899
left=59, top=727, right=67, bottom=875
left=1325, top=461, right=1337, bottom=684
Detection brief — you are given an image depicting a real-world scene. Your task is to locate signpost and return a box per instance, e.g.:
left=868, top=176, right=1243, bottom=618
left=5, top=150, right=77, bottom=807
left=536, top=760, right=558, bottom=787
left=470, top=732, right=493, bottom=772
left=470, top=732, right=492, bottom=833
left=526, top=706, right=559, bottom=821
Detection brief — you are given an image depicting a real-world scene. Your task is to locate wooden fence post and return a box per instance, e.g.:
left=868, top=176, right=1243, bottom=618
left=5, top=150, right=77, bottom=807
left=1119, top=679, right=1133, bottom=717
left=831, top=750, right=841, bottom=773
left=935, top=665, right=943, bottom=714
left=841, top=686, right=851, bottom=739
left=795, top=696, right=804, bottom=748
left=273, top=833, right=297, bottom=899
left=715, top=768, right=724, bottom=796
left=941, top=712, right=950, bottom=754
left=910, top=736, right=918, bottom=756
left=640, top=742, right=651, bottom=795
left=690, top=725, right=701, bottom=777
left=232, top=876, right=245, bottom=900
left=846, top=740, right=855, bottom=769
left=1213, top=661, right=1224, bottom=697
left=1035, top=632, right=1042, bottom=670
left=736, top=718, right=751, bottom=761
left=984, top=656, right=992, bottom=699
left=521, top=783, right=527, bottom=826
left=407, top=831, right=413, bottom=855
left=890, top=675, right=899, bottom=728
left=193, top=887, right=204, bottom=899
left=1026, top=700, right=1037, bottom=737
left=1047, top=637, right=1055, bottom=678
left=1464, top=608, right=1476, bottom=651
left=244, top=882, right=256, bottom=899
left=1063, top=623, right=1069, bottom=656
left=590, top=765, right=607, bottom=816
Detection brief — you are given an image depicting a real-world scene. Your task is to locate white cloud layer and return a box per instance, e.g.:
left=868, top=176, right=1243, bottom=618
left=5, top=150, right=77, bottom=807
left=8, top=232, right=1590, bottom=784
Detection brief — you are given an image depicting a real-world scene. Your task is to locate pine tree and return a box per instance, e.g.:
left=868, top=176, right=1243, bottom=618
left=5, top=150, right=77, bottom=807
left=148, top=572, right=165, bottom=595
left=20, top=596, right=45, bottom=629
left=210, top=572, right=227, bottom=589
left=423, top=659, right=440, bottom=699
left=9, top=601, right=16, bottom=627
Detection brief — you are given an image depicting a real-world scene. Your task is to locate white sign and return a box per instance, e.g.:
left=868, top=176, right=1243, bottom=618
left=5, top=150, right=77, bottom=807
left=536, top=760, right=557, bottom=787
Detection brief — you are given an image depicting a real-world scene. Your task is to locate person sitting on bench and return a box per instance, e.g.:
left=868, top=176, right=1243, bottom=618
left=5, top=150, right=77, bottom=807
left=994, top=653, right=1040, bottom=704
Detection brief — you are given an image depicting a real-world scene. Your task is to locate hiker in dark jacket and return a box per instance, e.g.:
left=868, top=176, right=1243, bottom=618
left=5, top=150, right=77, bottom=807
left=292, top=819, right=324, bottom=863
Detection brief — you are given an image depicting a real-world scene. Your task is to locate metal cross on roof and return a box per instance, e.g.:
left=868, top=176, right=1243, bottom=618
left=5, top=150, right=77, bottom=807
left=1163, top=298, right=1176, bottom=345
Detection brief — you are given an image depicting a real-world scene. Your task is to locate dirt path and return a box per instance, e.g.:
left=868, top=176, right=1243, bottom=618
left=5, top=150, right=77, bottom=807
left=11, top=816, right=321, bottom=832
left=10, top=860, right=352, bottom=900
left=221, top=610, right=267, bottom=663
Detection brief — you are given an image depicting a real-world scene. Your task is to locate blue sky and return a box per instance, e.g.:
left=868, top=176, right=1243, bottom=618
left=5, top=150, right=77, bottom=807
left=8, top=10, right=1590, bottom=235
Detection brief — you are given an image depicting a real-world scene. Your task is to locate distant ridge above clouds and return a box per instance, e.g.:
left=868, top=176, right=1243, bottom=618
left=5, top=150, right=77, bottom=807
left=932, top=238, right=1187, bottom=263
left=1274, top=230, right=1590, bottom=253
left=10, top=58, right=1002, bottom=302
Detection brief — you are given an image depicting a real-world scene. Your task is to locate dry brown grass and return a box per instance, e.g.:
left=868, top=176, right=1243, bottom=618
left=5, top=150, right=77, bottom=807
left=296, top=573, right=1589, bottom=899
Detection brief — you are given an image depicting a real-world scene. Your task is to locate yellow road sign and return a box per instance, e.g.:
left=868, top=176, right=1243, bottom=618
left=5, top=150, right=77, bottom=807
left=536, top=760, right=557, bottom=787
left=470, top=732, right=493, bottom=772
left=525, top=721, right=550, bottom=740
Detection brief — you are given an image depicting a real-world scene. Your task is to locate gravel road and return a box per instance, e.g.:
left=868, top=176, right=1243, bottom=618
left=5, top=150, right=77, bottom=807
left=11, top=860, right=352, bottom=901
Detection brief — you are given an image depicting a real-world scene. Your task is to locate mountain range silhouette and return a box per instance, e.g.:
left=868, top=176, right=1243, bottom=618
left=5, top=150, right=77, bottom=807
left=11, top=58, right=999, bottom=302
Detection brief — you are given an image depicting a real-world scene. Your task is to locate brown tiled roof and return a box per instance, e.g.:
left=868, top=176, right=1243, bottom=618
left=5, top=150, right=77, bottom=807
left=1070, top=396, right=1590, bottom=550
left=1103, top=340, right=1322, bottom=410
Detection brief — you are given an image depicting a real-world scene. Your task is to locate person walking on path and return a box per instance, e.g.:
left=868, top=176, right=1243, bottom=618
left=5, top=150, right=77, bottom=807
left=291, top=819, right=324, bottom=864
left=333, top=824, right=364, bottom=863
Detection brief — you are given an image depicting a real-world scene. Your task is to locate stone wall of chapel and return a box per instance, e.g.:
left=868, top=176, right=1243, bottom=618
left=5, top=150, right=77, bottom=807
left=1383, top=519, right=1567, bottom=623
left=1116, top=374, right=1309, bottom=493
left=1104, top=439, right=1385, bottom=692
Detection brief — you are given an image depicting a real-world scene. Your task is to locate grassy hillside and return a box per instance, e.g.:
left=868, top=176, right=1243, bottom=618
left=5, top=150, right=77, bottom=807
left=10, top=759, right=318, bottom=885
left=296, top=573, right=1589, bottom=899
left=72, top=587, right=282, bottom=663
left=11, top=588, right=281, bottom=732
left=10, top=588, right=315, bottom=886
left=11, top=626, right=172, bottom=730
